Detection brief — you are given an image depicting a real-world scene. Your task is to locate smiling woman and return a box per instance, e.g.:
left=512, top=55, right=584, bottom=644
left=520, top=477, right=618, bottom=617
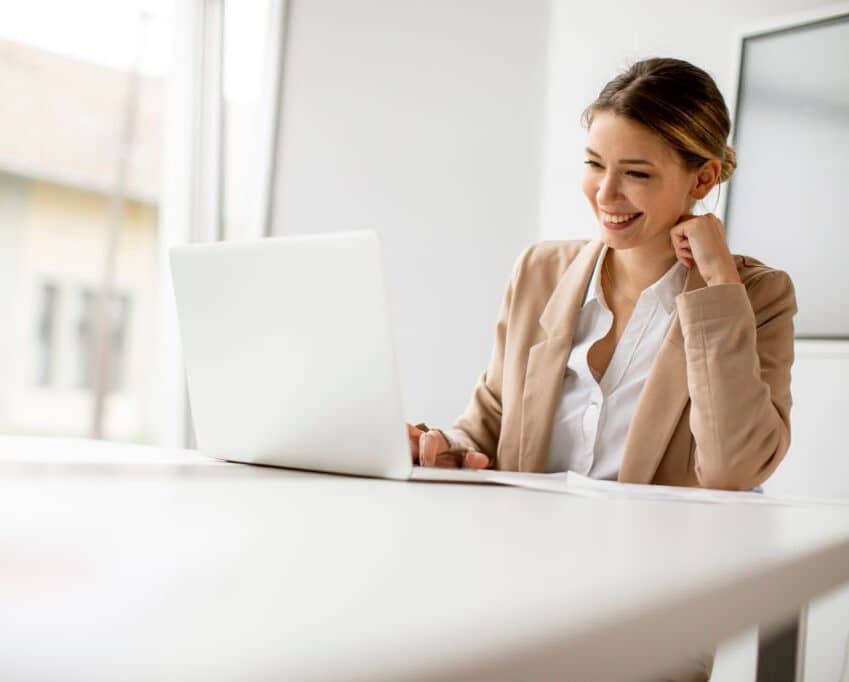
left=409, top=57, right=796, bottom=491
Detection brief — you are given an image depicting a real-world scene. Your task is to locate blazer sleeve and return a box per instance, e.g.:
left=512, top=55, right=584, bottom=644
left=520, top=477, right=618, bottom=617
left=676, top=270, right=797, bottom=490
left=439, top=248, right=530, bottom=461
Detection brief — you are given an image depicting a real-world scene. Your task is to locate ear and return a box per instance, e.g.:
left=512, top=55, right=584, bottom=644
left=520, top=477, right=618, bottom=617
left=689, top=159, right=722, bottom=200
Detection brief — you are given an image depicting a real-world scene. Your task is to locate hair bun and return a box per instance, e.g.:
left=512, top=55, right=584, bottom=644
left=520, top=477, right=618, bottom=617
left=720, top=144, right=737, bottom=182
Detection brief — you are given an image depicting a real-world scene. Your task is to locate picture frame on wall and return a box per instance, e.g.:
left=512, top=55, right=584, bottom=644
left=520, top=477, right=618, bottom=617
left=724, top=4, right=849, bottom=339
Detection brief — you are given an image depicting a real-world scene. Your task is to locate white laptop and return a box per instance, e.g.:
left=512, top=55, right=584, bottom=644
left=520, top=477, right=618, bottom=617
left=169, top=230, right=518, bottom=484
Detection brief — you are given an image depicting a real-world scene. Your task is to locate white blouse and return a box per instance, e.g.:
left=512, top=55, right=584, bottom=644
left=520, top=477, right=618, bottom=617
left=545, top=246, right=687, bottom=479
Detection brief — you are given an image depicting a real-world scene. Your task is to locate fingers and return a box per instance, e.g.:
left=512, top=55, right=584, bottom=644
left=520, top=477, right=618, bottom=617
left=407, top=423, right=423, bottom=462
left=670, top=213, right=729, bottom=275
left=463, top=451, right=491, bottom=469
left=433, top=452, right=464, bottom=468
left=669, top=228, right=694, bottom=269
left=674, top=244, right=695, bottom=269
left=674, top=239, right=693, bottom=257
left=418, top=430, right=449, bottom=466
left=670, top=226, right=689, bottom=252
left=431, top=450, right=491, bottom=469
left=409, top=423, right=491, bottom=469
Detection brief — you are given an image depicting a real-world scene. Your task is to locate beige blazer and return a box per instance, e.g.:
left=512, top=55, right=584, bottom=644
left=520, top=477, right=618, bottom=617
left=443, top=239, right=797, bottom=490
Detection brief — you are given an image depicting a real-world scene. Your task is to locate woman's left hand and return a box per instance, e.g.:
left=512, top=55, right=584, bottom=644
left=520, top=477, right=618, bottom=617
left=670, top=213, right=741, bottom=286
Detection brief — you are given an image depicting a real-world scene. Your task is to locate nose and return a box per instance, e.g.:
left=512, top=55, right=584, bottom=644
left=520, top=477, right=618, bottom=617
left=596, top=171, right=621, bottom=205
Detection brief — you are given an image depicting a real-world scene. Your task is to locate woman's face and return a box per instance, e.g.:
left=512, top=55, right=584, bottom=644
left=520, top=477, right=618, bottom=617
left=581, top=111, right=698, bottom=251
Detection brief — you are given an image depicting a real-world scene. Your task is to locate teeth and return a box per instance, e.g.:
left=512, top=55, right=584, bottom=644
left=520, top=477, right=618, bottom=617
left=601, top=212, right=640, bottom=224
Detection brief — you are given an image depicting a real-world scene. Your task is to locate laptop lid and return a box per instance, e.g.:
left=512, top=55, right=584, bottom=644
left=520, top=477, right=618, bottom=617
left=169, top=230, right=413, bottom=479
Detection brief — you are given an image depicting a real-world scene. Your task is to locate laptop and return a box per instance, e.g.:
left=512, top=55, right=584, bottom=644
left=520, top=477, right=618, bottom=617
left=169, top=230, right=514, bottom=484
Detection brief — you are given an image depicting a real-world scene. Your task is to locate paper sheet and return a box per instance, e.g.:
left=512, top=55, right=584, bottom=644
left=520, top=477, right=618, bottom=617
left=411, top=466, right=849, bottom=506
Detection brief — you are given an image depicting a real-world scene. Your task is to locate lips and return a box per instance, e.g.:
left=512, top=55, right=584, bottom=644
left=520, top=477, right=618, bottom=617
left=600, top=212, right=643, bottom=230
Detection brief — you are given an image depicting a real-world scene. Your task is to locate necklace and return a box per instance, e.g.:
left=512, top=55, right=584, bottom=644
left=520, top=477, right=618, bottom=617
left=603, top=253, right=637, bottom=306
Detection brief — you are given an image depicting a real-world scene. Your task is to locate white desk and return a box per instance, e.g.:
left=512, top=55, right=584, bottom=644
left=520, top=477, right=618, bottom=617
left=2, top=436, right=848, bottom=682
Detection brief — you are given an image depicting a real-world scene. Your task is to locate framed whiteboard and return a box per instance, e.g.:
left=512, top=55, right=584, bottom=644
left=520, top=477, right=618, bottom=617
left=724, top=5, right=849, bottom=339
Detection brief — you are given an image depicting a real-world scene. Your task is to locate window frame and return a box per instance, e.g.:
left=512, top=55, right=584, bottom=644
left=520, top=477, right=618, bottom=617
left=152, top=0, right=289, bottom=448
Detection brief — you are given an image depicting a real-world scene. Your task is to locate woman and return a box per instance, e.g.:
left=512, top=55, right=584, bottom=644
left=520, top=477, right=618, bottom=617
left=408, top=57, right=797, bottom=493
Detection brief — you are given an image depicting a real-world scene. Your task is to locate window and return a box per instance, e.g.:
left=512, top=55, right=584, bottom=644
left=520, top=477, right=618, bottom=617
left=0, top=0, right=283, bottom=445
left=0, top=1, right=173, bottom=442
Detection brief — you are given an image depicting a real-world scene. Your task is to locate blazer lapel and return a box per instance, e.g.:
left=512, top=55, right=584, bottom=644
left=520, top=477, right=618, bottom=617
left=518, top=240, right=603, bottom=472
left=618, top=265, right=707, bottom=483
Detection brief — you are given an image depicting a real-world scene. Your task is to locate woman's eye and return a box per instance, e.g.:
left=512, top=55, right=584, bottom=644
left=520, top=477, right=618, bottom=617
left=584, top=160, right=649, bottom=179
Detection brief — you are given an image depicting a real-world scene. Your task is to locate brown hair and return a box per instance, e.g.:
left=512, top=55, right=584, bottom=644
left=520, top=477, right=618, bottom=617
left=582, top=58, right=737, bottom=183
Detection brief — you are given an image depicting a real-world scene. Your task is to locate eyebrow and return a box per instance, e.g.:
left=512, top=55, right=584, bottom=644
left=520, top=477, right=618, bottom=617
left=585, top=147, right=655, bottom=166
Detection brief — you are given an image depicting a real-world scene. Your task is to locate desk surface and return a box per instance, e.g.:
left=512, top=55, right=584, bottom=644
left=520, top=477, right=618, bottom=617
left=2, top=436, right=848, bottom=682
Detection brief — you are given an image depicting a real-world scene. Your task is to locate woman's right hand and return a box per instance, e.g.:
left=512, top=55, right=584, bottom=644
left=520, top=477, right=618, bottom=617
left=406, top=423, right=491, bottom=469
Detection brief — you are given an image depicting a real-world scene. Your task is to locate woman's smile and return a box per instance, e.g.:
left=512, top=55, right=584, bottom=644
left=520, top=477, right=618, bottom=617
left=599, top=211, right=643, bottom=230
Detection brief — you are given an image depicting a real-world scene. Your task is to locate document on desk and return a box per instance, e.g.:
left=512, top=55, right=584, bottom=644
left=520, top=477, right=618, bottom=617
left=412, top=466, right=849, bottom=507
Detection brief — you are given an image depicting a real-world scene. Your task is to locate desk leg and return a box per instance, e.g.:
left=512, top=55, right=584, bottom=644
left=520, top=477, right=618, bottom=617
left=756, top=607, right=807, bottom=682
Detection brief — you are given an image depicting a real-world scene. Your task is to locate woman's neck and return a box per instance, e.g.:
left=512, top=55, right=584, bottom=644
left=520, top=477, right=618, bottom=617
left=607, top=232, right=678, bottom=300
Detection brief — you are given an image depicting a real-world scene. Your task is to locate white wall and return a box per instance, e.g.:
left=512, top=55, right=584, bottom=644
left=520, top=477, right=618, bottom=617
left=540, top=2, right=849, bottom=679
left=270, top=0, right=550, bottom=428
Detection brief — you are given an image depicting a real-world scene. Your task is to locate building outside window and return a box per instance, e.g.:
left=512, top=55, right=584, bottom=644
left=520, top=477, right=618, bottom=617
left=0, top=1, right=281, bottom=445
left=0, top=1, right=172, bottom=441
